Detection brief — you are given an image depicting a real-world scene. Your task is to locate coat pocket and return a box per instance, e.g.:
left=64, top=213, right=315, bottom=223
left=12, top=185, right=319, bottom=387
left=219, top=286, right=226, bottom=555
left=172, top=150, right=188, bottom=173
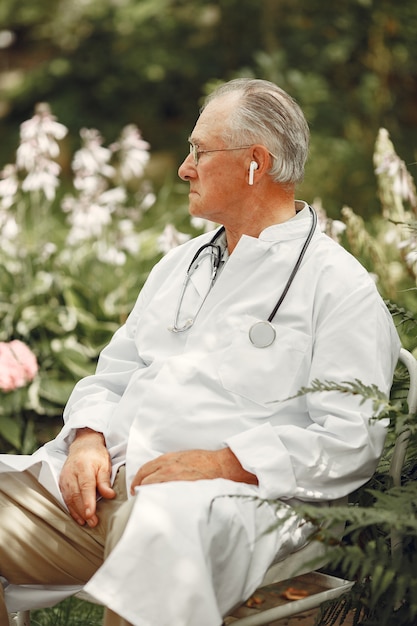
left=218, top=315, right=311, bottom=407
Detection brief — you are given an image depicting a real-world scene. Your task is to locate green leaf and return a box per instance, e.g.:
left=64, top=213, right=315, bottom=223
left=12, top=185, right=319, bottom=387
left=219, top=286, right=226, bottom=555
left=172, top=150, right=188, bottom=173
left=0, top=415, right=22, bottom=450
left=39, top=378, right=76, bottom=406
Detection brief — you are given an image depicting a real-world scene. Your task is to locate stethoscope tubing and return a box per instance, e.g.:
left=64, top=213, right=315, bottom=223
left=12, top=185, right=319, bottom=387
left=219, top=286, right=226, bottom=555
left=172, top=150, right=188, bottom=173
left=200, top=205, right=317, bottom=324
left=169, top=206, right=317, bottom=338
left=267, top=205, right=317, bottom=323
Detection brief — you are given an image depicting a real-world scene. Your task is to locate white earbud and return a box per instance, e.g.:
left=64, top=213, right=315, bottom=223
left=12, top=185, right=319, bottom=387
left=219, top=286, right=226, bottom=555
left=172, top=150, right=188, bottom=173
left=248, top=161, right=258, bottom=185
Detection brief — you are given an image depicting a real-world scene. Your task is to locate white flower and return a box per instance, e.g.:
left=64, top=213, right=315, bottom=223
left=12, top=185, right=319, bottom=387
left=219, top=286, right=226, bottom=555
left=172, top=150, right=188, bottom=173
left=15, top=104, right=67, bottom=201
left=405, top=248, right=417, bottom=269
left=21, top=171, right=58, bottom=199
left=384, top=227, right=400, bottom=245
left=140, top=191, right=156, bottom=211
left=0, top=213, right=20, bottom=259
left=67, top=203, right=113, bottom=244
left=111, top=124, right=150, bottom=182
left=61, top=194, right=77, bottom=214
left=17, top=103, right=67, bottom=168
left=72, top=128, right=115, bottom=179
left=0, top=164, right=19, bottom=209
left=20, top=103, right=67, bottom=143
left=21, top=158, right=61, bottom=201
left=393, top=167, right=416, bottom=205
left=311, top=198, right=345, bottom=243
left=73, top=173, right=106, bottom=196
left=57, top=308, right=78, bottom=332
left=34, top=271, right=54, bottom=291
left=98, top=187, right=127, bottom=209
left=0, top=215, right=19, bottom=240
left=398, top=239, right=411, bottom=250
left=96, top=242, right=127, bottom=266
left=39, top=242, right=57, bottom=261
left=63, top=182, right=128, bottom=245
left=16, top=141, right=38, bottom=171
left=118, top=219, right=141, bottom=255
left=374, top=128, right=417, bottom=207
left=157, top=223, right=191, bottom=253
left=329, top=219, right=346, bottom=242
left=190, top=216, right=217, bottom=232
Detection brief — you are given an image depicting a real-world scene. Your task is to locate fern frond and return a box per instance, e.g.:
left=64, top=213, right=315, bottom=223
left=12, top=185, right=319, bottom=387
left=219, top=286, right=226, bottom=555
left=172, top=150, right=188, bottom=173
left=293, top=485, right=417, bottom=537
left=386, top=300, right=417, bottom=330
left=286, top=378, right=391, bottom=415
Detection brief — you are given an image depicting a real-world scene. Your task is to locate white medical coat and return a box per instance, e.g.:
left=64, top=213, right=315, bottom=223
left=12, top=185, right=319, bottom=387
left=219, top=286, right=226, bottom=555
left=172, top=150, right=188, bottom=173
left=1, top=203, right=401, bottom=622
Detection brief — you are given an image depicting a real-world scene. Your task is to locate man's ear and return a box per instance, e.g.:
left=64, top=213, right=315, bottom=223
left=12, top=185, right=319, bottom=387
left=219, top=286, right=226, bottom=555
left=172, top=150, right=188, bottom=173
left=247, top=145, right=272, bottom=184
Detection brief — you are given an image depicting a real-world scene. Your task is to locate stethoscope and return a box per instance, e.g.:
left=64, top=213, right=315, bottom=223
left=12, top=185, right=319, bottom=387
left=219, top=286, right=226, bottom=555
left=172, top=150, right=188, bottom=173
left=168, top=205, right=317, bottom=348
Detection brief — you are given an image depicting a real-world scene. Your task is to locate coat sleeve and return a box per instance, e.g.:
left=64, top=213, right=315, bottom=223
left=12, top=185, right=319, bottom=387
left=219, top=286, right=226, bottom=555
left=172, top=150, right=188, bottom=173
left=225, top=280, right=401, bottom=501
left=55, top=289, right=147, bottom=452
left=53, top=238, right=208, bottom=456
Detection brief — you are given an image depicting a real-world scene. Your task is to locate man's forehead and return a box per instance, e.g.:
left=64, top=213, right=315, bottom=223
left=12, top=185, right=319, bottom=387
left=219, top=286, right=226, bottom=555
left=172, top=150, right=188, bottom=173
left=201, top=92, right=239, bottom=119
left=190, top=94, right=236, bottom=145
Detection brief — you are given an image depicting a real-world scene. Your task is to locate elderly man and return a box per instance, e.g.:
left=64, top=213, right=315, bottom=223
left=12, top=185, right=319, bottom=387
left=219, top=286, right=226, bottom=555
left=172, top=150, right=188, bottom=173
left=0, top=79, right=400, bottom=626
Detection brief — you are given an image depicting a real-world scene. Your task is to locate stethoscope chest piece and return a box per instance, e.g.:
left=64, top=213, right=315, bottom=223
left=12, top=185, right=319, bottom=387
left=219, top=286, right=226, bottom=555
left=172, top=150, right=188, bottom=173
left=249, top=321, right=276, bottom=348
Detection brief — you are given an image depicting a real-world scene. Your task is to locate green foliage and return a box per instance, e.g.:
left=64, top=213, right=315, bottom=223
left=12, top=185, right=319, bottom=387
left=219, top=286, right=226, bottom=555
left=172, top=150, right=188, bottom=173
left=288, top=378, right=392, bottom=415
left=1, top=0, right=416, bottom=214
left=0, top=106, right=183, bottom=453
left=285, top=366, right=417, bottom=625
left=0, top=17, right=415, bottom=617
left=31, top=596, right=103, bottom=626
left=299, top=486, right=417, bottom=626
left=331, top=128, right=417, bottom=328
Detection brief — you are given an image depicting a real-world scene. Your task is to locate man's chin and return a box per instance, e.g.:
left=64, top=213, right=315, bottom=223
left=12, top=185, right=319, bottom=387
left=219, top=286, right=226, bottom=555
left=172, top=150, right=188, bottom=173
left=188, top=202, right=203, bottom=218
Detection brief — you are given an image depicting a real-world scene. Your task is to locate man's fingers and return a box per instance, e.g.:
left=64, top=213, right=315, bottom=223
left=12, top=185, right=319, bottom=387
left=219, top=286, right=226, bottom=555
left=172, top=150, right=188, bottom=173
left=96, top=468, right=116, bottom=500
left=64, top=490, right=90, bottom=525
left=59, top=429, right=114, bottom=526
left=61, top=467, right=99, bottom=524
left=78, top=476, right=100, bottom=519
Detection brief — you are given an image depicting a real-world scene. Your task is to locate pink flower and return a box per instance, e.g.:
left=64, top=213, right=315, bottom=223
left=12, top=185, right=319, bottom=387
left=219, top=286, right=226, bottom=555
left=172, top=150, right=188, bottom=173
left=0, top=340, right=39, bottom=393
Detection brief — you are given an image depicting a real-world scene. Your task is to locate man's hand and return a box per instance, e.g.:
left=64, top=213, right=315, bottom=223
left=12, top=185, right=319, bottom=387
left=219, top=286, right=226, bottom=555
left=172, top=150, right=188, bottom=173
left=130, top=448, right=257, bottom=494
left=59, top=428, right=116, bottom=527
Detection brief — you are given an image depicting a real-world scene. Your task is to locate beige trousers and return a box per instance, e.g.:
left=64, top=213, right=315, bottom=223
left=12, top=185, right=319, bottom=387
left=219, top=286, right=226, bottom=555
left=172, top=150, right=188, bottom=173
left=0, top=466, right=135, bottom=626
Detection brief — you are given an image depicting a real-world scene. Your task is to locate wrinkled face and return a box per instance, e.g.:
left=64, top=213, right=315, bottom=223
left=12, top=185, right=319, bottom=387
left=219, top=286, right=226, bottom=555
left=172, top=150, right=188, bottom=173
left=178, top=94, right=252, bottom=226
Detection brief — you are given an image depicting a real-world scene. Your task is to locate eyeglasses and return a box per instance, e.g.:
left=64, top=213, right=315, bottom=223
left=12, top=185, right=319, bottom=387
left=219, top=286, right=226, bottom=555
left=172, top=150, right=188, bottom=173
left=189, top=143, right=252, bottom=165
left=188, top=142, right=278, bottom=166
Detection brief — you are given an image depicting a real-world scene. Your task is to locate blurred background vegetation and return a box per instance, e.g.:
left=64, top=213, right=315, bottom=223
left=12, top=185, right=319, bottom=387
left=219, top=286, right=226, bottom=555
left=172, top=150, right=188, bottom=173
left=1, top=3, right=417, bottom=623
left=1, top=0, right=417, bottom=450
left=1, top=0, right=416, bottom=215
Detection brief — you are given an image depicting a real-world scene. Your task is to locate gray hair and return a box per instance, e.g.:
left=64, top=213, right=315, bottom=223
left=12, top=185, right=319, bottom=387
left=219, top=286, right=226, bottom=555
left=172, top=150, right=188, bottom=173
left=203, top=78, right=309, bottom=186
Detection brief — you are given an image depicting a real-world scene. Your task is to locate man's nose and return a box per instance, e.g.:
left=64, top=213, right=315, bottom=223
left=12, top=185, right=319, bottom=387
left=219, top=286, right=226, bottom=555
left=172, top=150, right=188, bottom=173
left=178, top=152, right=195, bottom=181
